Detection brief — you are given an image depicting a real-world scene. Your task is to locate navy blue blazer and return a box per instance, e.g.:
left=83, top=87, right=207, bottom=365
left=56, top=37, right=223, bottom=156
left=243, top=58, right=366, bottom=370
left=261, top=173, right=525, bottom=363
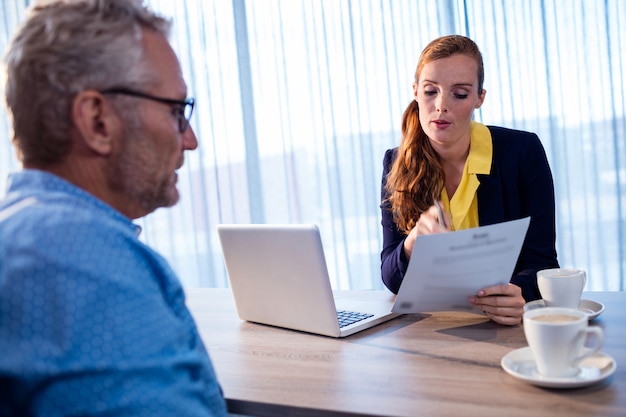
left=380, top=125, right=559, bottom=301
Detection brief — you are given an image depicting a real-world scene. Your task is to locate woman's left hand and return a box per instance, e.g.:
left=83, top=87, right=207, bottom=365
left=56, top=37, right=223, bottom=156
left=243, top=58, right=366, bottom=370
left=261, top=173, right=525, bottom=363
left=468, top=283, right=525, bottom=325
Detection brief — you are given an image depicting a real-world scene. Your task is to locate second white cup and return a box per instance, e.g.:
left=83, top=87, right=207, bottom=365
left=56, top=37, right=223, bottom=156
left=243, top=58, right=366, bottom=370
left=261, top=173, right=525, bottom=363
left=523, top=307, right=603, bottom=378
left=537, top=268, right=586, bottom=308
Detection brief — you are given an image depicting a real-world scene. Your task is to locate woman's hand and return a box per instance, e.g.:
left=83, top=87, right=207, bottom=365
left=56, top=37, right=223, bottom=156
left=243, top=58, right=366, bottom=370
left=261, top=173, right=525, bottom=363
left=403, top=203, right=450, bottom=260
left=469, top=283, right=525, bottom=325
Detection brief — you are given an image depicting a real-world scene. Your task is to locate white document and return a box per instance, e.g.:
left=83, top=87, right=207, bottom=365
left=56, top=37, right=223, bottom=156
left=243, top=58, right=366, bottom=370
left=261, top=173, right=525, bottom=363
left=392, top=217, right=530, bottom=313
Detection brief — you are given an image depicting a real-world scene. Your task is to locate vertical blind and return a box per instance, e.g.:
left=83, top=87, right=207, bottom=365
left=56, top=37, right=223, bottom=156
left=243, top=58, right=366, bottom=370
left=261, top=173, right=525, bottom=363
left=1, top=0, right=624, bottom=291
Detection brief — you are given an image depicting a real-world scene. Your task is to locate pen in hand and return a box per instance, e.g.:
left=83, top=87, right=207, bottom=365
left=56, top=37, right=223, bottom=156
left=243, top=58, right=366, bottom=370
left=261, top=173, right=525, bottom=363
left=434, top=200, right=447, bottom=228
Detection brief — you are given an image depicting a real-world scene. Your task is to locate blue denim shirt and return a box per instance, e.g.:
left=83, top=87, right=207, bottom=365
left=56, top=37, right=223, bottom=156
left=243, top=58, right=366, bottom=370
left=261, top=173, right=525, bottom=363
left=0, top=170, right=227, bottom=416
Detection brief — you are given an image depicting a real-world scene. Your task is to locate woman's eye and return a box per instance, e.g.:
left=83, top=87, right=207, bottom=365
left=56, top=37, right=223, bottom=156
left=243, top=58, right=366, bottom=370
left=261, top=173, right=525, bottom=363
left=424, top=90, right=437, bottom=96
left=454, top=93, right=469, bottom=99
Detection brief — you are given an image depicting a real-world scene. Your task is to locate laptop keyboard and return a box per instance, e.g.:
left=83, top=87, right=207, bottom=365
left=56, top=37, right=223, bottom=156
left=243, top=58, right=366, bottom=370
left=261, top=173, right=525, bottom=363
left=336, top=310, right=374, bottom=328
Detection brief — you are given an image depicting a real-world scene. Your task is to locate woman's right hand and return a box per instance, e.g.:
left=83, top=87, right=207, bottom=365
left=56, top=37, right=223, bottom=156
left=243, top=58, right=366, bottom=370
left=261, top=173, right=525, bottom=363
left=403, top=203, right=450, bottom=260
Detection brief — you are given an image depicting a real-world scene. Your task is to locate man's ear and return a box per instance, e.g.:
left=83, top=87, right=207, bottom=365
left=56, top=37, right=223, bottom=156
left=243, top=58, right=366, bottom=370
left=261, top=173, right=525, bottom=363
left=71, top=90, right=118, bottom=155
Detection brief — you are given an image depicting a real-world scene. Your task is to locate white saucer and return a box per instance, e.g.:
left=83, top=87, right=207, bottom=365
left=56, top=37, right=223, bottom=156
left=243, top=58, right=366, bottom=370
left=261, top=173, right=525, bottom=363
left=523, top=299, right=605, bottom=320
left=501, top=347, right=616, bottom=388
left=579, top=299, right=605, bottom=320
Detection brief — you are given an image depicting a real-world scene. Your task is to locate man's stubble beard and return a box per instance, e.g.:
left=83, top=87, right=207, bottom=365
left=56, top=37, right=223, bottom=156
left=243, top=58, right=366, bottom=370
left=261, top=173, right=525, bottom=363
left=107, top=120, right=179, bottom=217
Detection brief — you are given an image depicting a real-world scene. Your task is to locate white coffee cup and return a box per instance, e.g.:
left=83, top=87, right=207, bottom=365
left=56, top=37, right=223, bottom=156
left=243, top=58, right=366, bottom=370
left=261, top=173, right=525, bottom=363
left=537, top=268, right=587, bottom=308
left=523, top=307, right=603, bottom=378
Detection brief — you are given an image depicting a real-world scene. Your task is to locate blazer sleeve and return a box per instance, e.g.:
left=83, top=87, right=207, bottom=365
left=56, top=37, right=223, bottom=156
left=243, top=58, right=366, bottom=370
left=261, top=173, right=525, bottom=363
left=380, top=148, right=409, bottom=294
left=478, top=127, right=560, bottom=301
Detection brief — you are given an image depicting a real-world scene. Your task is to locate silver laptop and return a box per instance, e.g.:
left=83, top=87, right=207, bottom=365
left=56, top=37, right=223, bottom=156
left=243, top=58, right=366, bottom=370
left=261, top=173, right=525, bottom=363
left=217, top=224, right=400, bottom=337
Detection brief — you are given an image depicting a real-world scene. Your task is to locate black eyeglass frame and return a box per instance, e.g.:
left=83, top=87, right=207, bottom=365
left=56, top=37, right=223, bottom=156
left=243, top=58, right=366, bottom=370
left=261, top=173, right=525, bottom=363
left=100, top=87, right=195, bottom=133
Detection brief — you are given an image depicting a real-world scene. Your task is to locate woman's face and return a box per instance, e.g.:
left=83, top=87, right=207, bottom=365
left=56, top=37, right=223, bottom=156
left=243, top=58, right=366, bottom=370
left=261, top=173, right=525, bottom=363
left=414, top=54, right=485, bottom=152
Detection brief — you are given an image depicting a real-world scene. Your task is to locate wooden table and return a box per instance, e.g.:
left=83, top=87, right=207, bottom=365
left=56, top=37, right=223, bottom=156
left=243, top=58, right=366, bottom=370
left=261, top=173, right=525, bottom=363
left=185, top=289, right=625, bottom=417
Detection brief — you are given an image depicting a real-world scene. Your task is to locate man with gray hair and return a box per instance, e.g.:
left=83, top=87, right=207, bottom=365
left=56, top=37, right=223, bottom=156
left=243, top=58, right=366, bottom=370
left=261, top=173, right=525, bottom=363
left=0, top=0, right=228, bottom=415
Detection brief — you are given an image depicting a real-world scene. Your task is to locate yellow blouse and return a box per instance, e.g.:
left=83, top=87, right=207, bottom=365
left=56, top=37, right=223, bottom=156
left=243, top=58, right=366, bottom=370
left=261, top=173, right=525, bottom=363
left=440, top=121, right=492, bottom=231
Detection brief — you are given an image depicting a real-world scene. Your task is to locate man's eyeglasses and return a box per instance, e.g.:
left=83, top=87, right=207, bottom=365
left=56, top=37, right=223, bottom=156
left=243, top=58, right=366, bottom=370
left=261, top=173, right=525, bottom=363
left=100, top=87, right=195, bottom=133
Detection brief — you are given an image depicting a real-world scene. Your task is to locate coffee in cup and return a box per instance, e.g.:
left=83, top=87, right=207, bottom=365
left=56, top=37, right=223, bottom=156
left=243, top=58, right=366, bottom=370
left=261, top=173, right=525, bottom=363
left=537, top=268, right=586, bottom=308
left=523, top=307, right=603, bottom=378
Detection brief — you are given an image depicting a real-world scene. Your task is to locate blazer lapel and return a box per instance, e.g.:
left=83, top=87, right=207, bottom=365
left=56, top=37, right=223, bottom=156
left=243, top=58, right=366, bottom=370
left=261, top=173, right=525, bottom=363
left=477, top=161, right=505, bottom=225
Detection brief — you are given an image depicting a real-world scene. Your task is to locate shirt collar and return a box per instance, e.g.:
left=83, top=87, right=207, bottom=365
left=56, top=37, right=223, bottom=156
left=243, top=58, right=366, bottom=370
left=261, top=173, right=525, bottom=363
left=468, top=121, right=492, bottom=175
left=5, top=169, right=140, bottom=233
